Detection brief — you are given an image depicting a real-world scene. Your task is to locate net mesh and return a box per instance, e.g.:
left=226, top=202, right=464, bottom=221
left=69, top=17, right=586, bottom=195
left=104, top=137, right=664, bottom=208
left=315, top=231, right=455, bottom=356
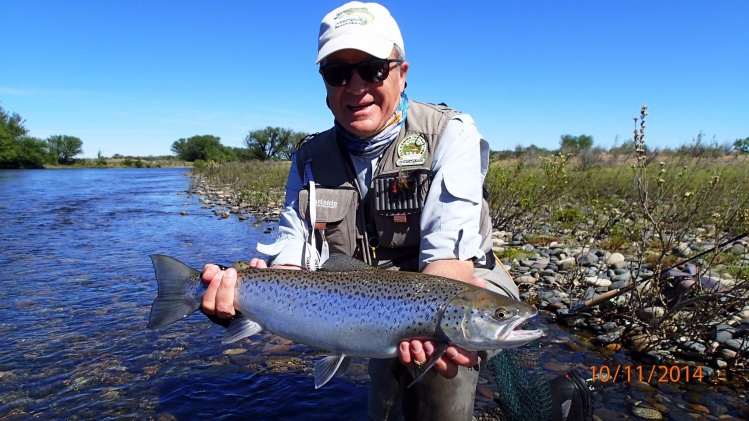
left=485, top=323, right=553, bottom=421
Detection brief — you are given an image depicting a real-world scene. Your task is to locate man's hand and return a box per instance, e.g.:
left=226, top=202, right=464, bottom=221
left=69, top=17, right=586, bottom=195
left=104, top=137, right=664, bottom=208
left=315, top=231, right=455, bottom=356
left=201, top=258, right=268, bottom=319
left=398, top=339, right=479, bottom=379
left=201, top=258, right=302, bottom=320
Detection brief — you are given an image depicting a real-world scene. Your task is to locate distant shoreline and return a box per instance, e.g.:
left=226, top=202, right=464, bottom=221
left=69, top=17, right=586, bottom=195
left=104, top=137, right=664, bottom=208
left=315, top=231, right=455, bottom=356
left=43, top=158, right=194, bottom=170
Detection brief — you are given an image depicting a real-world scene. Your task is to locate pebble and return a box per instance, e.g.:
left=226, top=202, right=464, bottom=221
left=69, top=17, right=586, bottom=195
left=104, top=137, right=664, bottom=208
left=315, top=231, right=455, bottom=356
left=712, top=323, right=736, bottom=343
left=674, top=242, right=693, bottom=257
left=557, top=257, right=576, bottom=270
left=679, top=340, right=707, bottom=353
left=723, top=339, right=749, bottom=352
left=731, top=243, right=746, bottom=254
left=585, top=276, right=612, bottom=288
left=629, top=334, right=660, bottom=351
left=576, top=253, right=599, bottom=266
left=594, top=327, right=625, bottom=345
left=631, top=406, right=663, bottom=420
left=687, top=403, right=710, bottom=414
left=515, top=275, right=537, bottom=284
left=718, top=349, right=738, bottom=360
left=531, top=258, right=550, bottom=269
left=606, top=252, right=627, bottom=269
left=611, top=271, right=632, bottom=283
left=638, top=307, right=665, bottom=322
left=609, top=280, right=630, bottom=290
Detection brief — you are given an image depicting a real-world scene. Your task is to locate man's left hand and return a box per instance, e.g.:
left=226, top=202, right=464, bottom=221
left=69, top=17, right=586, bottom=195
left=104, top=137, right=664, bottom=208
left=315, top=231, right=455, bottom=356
left=398, top=339, right=479, bottom=379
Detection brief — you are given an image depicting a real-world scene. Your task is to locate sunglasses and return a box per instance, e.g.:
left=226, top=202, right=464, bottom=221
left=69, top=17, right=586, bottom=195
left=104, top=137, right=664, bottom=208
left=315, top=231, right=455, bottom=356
left=319, top=59, right=404, bottom=87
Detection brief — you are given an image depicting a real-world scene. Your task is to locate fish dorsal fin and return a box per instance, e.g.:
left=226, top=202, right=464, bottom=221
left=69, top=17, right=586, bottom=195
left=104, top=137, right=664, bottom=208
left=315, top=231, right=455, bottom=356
left=319, top=253, right=375, bottom=272
left=222, top=314, right=263, bottom=344
left=314, top=355, right=352, bottom=388
left=407, top=342, right=450, bottom=388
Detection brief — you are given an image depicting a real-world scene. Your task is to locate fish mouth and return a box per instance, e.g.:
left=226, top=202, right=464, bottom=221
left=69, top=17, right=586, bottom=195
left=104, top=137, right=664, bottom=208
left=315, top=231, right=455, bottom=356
left=497, top=308, right=544, bottom=345
left=503, top=327, right=545, bottom=347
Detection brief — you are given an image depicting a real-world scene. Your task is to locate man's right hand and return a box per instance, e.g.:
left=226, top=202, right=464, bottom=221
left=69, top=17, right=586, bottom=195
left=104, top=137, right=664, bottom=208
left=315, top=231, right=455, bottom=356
left=201, top=258, right=301, bottom=320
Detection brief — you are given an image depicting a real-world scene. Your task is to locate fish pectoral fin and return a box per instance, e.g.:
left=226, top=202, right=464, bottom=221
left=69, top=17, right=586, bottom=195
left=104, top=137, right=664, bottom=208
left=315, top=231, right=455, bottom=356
left=221, top=314, right=263, bottom=344
left=407, top=342, right=449, bottom=388
left=314, top=355, right=352, bottom=389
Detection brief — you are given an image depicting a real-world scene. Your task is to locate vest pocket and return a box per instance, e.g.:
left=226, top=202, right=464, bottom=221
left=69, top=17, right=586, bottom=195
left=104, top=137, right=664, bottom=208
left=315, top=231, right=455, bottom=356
left=299, top=186, right=358, bottom=255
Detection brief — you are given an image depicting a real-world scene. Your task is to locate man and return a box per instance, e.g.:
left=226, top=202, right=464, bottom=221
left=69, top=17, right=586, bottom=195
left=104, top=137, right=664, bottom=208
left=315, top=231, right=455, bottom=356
left=201, top=2, right=520, bottom=420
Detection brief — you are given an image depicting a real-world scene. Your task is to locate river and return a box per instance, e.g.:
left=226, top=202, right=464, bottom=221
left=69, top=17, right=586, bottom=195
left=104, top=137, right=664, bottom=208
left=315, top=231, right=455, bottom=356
left=0, top=168, right=746, bottom=420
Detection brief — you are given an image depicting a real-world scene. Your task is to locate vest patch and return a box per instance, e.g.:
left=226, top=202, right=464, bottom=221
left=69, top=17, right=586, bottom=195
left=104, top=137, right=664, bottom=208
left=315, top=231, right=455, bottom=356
left=396, top=132, right=428, bottom=166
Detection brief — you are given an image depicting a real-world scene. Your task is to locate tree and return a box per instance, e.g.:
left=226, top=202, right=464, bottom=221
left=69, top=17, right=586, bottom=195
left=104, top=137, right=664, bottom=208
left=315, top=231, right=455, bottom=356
left=0, top=126, right=18, bottom=166
left=1, top=105, right=53, bottom=168
left=232, top=146, right=258, bottom=162
left=1, top=106, right=28, bottom=139
left=47, top=135, right=83, bottom=164
left=559, top=134, right=594, bottom=154
left=733, top=137, right=749, bottom=154
left=1, top=106, right=26, bottom=164
left=16, top=136, right=55, bottom=168
left=170, top=135, right=236, bottom=162
left=243, top=127, right=307, bottom=161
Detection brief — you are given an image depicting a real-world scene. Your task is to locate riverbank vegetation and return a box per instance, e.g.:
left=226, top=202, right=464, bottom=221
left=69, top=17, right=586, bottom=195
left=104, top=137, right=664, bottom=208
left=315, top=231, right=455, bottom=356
left=43, top=155, right=193, bottom=169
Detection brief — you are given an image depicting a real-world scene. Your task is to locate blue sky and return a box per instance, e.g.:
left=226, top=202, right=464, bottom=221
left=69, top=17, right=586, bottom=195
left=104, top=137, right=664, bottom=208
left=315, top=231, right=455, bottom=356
left=2, top=1, right=747, bottom=158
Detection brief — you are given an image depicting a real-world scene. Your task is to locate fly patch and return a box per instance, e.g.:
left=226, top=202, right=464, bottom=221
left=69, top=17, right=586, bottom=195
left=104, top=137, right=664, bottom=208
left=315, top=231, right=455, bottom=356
left=372, top=169, right=431, bottom=216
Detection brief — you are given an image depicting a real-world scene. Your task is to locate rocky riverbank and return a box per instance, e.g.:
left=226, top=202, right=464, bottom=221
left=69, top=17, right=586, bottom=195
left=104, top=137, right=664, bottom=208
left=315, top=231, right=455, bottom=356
left=186, top=173, right=749, bottom=387
left=494, top=231, right=749, bottom=387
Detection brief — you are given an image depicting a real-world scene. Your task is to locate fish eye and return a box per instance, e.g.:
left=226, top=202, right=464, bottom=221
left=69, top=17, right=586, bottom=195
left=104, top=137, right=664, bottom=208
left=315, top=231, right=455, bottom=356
left=494, top=308, right=507, bottom=319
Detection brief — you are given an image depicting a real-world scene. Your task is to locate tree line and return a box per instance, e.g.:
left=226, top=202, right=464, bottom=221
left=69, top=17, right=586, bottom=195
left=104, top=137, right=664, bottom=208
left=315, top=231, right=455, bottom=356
left=491, top=133, right=749, bottom=162
left=170, top=127, right=308, bottom=163
left=0, top=105, right=82, bottom=169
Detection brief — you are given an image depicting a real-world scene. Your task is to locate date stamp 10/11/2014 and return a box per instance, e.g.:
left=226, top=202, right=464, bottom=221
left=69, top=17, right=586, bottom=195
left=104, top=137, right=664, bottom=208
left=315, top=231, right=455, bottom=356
left=590, top=365, right=706, bottom=383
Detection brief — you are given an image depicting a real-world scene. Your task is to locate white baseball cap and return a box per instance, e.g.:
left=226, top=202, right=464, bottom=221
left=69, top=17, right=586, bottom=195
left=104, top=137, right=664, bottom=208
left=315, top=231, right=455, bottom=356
left=316, top=2, right=404, bottom=64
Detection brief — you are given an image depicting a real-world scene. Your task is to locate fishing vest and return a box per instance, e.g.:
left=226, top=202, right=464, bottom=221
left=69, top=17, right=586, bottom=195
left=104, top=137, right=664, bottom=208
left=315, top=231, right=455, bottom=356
left=295, top=100, right=494, bottom=270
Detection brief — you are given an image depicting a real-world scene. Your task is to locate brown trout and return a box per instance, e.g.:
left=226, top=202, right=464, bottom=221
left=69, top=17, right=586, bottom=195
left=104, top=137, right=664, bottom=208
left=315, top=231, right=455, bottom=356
left=148, top=253, right=543, bottom=388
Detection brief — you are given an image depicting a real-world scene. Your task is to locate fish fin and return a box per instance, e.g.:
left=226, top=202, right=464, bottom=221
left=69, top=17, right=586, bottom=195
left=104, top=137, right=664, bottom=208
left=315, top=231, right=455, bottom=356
left=222, top=314, right=263, bottom=344
left=314, top=355, right=351, bottom=389
left=148, top=255, right=203, bottom=329
left=320, top=253, right=376, bottom=272
left=407, top=343, right=449, bottom=388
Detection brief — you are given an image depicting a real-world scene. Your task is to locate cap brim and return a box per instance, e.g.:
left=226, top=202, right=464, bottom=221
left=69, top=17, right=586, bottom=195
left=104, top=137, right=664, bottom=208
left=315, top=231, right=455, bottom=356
left=316, top=35, right=394, bottom=63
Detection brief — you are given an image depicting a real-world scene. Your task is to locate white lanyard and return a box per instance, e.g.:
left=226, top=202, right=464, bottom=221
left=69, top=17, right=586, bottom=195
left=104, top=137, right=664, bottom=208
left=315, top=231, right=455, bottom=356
left=303, top=159, right=328, bottom=269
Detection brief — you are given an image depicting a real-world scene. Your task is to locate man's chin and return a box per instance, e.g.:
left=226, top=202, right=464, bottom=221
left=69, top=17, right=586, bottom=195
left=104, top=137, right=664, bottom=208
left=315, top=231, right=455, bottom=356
left=342, top=120, right=380, bottom=138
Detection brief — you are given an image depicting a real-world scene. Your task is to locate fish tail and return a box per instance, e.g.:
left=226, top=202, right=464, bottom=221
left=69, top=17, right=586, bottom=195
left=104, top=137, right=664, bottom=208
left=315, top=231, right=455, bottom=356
left=148, top=254, right=204, bottom=329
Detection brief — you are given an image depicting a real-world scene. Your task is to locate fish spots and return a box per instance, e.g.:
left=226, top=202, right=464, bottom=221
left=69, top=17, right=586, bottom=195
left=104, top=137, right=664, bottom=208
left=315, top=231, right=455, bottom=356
left=234, top=266, right=480, bottom=348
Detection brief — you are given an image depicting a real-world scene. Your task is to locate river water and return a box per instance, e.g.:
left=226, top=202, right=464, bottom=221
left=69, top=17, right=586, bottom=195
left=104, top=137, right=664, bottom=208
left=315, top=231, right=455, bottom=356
left=0, top=168, right=746, bottom=420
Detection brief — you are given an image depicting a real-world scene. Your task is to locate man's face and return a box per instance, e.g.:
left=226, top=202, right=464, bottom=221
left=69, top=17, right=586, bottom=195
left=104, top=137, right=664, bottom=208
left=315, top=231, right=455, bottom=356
left=321, top=49, right=409, bottom=138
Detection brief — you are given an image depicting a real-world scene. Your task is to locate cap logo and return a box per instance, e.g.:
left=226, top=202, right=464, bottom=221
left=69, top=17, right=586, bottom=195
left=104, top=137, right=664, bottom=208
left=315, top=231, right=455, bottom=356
left=334, top=7, right=374, bottom=29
